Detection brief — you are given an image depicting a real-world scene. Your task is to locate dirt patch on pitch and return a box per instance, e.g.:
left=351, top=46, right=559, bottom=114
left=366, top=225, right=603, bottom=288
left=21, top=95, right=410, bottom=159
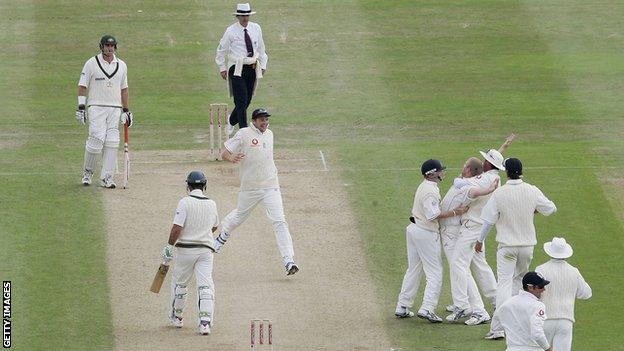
left=103, top=149, right=394, bottom=350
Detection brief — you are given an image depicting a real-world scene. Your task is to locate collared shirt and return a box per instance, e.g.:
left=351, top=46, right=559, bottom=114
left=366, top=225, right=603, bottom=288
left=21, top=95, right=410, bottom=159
left=496, top=290, right=550, bottom=350
left=215, top=21, right=268, bottom=71
left=173, top=189, right=219, bottom=249
left=224, top=124, right=279, bottom=190
left=78, top=53, right=128, bottom=107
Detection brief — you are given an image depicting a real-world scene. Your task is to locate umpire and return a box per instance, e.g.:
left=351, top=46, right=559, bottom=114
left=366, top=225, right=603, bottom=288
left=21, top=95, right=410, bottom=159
left=215, top=3, right=268, bottom=135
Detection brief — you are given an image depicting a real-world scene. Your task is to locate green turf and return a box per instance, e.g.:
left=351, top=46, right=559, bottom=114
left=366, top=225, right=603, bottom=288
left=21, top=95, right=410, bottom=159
left=1, top=0, right=622, bottom=350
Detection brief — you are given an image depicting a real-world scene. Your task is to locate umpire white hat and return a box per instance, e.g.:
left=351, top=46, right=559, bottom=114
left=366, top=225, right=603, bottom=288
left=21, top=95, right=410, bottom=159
left=544, top=237, right=574, bottom=259
left=479, top=149, right=505, bottom=171
left=233, top=3, right=256, bottom=15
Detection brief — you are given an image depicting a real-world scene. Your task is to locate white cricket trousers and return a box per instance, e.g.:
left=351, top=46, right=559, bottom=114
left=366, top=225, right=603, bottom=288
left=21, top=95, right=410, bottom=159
left=170, top=248, right=215, bottom=324
left=84, top=106, right=121, bottom=178
left=490, top=245, right=533, bottom=333
left=222, top=188, right=295, bottom=264
left=449, top=222, right=497, bottom=313
left=397, top=223, right=442, bottom=312
left=544, top=319, right=574, bottom=351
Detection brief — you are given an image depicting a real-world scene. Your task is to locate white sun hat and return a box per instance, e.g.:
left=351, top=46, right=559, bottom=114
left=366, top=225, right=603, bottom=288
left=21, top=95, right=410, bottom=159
left=544, top=237, right=574, bottom=259
left=479, top=149, right=505, bottom=171
left=233, top=3, right=256, bottom=15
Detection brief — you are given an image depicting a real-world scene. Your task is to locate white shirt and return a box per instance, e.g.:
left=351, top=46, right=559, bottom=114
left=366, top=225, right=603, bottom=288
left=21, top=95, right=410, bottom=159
left=173, top=189, right=219, bottom=249
left=411, top=180, right=441, bottom=232
left=496, top=290, right=550, bottom=351
left=462, top=170, right=500, bottom=225
left=215, top=21, right=268, bottom=71
left=78, top=53, right=128, bottom=107
left=480, top=179, right=557, bottom=246
left=224, top=124, right=279, bottom=190
left=536, top=259, right=592, bottom=322
left=439, top=177, right=475, bottom=227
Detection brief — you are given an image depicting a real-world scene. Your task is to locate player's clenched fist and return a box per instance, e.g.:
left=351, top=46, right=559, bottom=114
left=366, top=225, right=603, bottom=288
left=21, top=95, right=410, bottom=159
left=76, top=106, right=87, bottom=125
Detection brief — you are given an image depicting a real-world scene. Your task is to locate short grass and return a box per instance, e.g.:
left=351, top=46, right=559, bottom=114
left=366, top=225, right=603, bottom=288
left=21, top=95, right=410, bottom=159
left=0, top=0, right=622, bottom=350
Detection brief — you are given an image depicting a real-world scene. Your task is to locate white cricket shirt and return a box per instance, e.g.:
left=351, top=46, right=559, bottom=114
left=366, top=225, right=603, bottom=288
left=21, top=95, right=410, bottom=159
left=78, top=53, right=128, bottom=107
left=481, top=179, right=557, bottom=246
left=411, top=179, right=441, bottom=232
left=215, top=21, right=268, bottom=71
left=496, top=290, right=550, bottom=351
left=224, top=124, right=279, bottom=190
left=462, top=170, right=500, bottom=225
left=173, top=189, right=219, bottom=248
left=536, top=259, right=592, bottom=322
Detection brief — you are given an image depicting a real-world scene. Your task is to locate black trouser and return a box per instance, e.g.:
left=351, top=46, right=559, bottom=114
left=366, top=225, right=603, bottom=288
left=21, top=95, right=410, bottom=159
left=228, top=65, right=256, bottom=128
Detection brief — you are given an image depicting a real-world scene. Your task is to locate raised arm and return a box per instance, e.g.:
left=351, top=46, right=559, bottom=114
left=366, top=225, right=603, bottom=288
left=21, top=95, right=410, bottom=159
left=498, top=133, right=516, bottom=154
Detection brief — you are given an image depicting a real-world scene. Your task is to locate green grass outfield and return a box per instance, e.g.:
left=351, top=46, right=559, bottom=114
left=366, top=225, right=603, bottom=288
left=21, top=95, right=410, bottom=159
left=1, top=0, right=622, bottom=350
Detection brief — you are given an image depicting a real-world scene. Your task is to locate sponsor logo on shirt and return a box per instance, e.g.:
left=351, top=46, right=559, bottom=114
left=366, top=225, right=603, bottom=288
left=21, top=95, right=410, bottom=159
left=251, top=138, right=259, bottom=147
left=95, top=77, right=106, bottom=81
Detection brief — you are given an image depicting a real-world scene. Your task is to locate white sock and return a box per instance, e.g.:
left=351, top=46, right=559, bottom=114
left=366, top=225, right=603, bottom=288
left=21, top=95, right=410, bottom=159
left=101, top=146, right=118, bottom=179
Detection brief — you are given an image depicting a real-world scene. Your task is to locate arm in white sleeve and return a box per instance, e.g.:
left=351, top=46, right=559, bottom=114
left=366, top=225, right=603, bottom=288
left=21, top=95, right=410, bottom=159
left=478, top=222, right=493, bottom=242
left=172, top=199, right=187, bottom=227
left=535, top=189, right=557, bottom=216
left=530, top=306, right=550, bottom=350
left=215, top=29, right=230, bottom=72
left=576, top=270, right=593, bottom=299
left=257, top=27, right=268, bottom=70
left=423, top=195, right=441, bottom=221
left=453, top=177, right=471, bottom=189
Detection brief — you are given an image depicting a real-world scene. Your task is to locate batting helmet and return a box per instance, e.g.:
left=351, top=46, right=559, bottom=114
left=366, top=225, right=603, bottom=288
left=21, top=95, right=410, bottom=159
left=186, top=171, right=207, bottom=186
left=251, top=108, right=271, bottom=119
left=99, top=35, right=117, bottom=50
left=421, top=159, right=446, bottom=176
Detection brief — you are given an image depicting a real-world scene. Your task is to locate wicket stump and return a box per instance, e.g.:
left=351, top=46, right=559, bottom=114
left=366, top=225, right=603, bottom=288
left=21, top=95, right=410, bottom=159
left=209, top=103, right=228, bottom=161
left=250, top=319, right=273, bottom=350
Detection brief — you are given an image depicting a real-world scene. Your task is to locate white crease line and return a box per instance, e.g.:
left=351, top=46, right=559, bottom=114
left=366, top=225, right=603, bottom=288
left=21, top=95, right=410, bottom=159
left=342, top=166, right=623, bottom=172
left=130, top=158, right=318, bottom=165
left=319, top=150, right=329, bottom=172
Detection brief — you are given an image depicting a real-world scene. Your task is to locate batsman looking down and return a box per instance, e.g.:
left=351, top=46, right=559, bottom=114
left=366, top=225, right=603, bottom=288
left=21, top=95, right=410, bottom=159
left=76, top=35, right=133, bottom=188
left=162, top=171, right=220, bottom=335
left=214, top=108, right=299, bottom=276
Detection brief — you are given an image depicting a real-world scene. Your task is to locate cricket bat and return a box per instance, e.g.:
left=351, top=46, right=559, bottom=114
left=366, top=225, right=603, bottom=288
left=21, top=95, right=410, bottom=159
left=122, top=122, right=130, bottom=189
left=149, top=262, right=169, bottom=293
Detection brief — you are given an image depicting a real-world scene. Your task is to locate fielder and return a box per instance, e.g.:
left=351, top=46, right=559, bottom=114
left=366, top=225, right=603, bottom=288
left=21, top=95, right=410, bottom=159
left=536, top=237, right=592, bottom=351
left=494, top=271, right=552, bottom=351
left=76, top=35, right=133, bottom=188
left=163, top=171, right=219, bottom=335
left=214, top=108, right=298, bottom=275
left=476, top=158, right=557, bottom=339
left=215, top=3, right=268, bottom=135
left=440, top=157, right=498, bottom=325
left=394, top=159, right=468, bottom=323
left=446, top=149, right=508, bottom=323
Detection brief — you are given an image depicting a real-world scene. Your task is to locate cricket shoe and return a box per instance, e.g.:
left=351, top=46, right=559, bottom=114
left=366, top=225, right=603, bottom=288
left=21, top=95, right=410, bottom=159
left=169, top=315, right=183, bottom=328
left=198, top=320, right=211, bottom=335
left=464, top=313, right=491, bottom=326
left=445, top=304, right=456, bottom=313
left=446, top=307, right=471, bottom=322
left=417, top=309, right=443, bottom=323
left=100, top=175, right=116, bottom=189
left=82, top=169, right=93, bottom=186
left=394, top=306, right=414, bottom=318
left=285, top=262, right=299, bottom=276
left=484, top=330, right=505, bottom=340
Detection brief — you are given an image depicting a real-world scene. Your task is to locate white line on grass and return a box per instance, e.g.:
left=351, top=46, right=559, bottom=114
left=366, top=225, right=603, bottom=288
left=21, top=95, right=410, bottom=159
left=319, top=150, right=329, bottom=171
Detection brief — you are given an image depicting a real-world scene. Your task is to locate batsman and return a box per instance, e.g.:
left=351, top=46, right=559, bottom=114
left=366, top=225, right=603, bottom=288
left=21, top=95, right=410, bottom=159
left=162, top=171, right=220, bottom=335
left=76, top=35, right=133, bottom=188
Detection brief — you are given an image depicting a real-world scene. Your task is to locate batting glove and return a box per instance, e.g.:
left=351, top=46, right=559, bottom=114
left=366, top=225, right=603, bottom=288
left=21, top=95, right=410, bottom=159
left=121, top=108, right=133, bottom=127
left=76, top=105, right=87, bottom=125
left=162, top=244, right=174, bottom=263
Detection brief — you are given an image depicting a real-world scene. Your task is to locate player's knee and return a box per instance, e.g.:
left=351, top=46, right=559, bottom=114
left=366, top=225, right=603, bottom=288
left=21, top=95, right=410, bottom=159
left=104, top=130, right=120, bottom=148
left=272, top=220, right=288, bottom=231
left=86, top=135, right=104, bottom=153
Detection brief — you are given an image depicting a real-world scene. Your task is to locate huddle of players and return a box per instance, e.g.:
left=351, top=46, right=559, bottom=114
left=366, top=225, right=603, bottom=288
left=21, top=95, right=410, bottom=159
left=394, top=135, right=592, bottom=351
